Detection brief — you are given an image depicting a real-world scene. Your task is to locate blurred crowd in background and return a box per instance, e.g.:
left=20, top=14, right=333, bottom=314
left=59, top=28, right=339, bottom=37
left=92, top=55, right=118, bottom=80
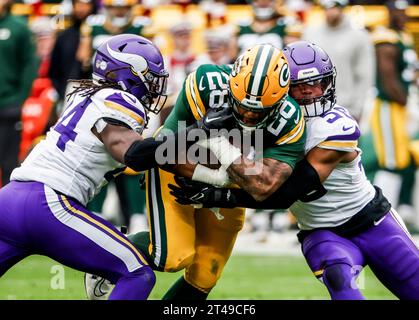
left=0, top=0, right=418, bottom=241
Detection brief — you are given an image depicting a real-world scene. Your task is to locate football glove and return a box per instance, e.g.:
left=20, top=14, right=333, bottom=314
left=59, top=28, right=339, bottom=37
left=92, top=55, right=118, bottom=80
left=196, top=106, right=236, bottom=134
left=168, top=176, right=234, bottom=208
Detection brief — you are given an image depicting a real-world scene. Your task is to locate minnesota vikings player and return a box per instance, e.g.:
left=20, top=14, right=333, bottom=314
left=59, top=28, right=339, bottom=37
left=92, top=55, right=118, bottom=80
left=170, top=41, right=419, bottom=300
left=0, top=34, right=169, bottom=300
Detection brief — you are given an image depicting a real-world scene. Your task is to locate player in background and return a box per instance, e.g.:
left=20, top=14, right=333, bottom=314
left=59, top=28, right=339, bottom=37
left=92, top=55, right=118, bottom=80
left=0, top=34, right=170, bottom=300
left=370, top=0, right=418, bottom=225
left=233, top=0, right=294, bottom=56
left=86, top=43, right=306, bottom=300
left=171, top=41, right=419, bottom=300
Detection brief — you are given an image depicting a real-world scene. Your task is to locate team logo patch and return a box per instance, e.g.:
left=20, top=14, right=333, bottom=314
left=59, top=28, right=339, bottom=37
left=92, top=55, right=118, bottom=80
left=279, top=63, right=290, bottom=88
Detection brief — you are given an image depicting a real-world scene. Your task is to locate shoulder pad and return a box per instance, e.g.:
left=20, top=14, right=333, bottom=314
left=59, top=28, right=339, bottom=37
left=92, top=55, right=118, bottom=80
left=183, top=65, right=230, bottom=120
left=309, top=106, right=360, bottom=152
left=91, top=89, right=147, bottom=133
left=268, top=97, right=305, bottom=145
left=371, top=26, right=398, bottom=45
left=86, top=14, right=106, bottom=27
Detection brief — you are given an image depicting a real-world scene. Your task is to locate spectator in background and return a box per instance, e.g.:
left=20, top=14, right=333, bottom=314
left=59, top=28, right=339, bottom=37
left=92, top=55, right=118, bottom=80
left=370, top=0, right=418, bottom=226
left=49, top=0, right=96, bottom=105
left=0, top=0, right=39, bottom=187
left=19, top=17, right=57, bottom=162
left=192, top=27, right=232, bottom=69
left=162, top=20, right=196, bottom=121
left=303, top=0, right=375, bottom=122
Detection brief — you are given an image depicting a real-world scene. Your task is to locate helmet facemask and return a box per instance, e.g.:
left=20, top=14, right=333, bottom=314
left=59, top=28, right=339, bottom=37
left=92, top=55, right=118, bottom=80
left=290, top=67, right=336, bottom=118
left=229, top=92, right=286, bottom=131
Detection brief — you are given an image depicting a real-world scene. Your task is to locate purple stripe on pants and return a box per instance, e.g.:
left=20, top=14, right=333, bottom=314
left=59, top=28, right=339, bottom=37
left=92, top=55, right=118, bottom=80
left=302, top=211, right=419, bottom=300
left=0, top=181, right=155, bottom=299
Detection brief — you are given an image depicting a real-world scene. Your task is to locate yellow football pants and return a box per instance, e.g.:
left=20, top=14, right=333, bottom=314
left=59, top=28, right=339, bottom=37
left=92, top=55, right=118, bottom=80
left=145, top=168, right=245, bottom=293
left=370, top=98, right=411, bottom=170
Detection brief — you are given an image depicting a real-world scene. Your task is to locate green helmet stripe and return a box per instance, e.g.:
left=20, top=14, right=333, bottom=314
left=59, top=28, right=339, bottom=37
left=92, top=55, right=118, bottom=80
left=257, top=46, right=275, bottom=97
left=248, top=45, right=274, bottom=100
left=247, top=46, right=264, bottom=98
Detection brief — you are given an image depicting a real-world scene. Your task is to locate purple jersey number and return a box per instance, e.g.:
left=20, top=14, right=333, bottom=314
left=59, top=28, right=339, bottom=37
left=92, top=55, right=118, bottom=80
left=54, top=99, right=90, bottom=151
left=323, top=107, right=355, bottom=124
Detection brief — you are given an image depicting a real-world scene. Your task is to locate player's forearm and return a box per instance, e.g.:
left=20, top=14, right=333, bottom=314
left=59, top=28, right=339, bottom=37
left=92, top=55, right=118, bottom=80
left=227, top=159, right=292, bottom=202
left=162, top=162, right=196, bottom=179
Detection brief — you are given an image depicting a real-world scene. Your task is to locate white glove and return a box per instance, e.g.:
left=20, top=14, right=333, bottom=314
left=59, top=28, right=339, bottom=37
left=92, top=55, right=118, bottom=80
left=192, top=164, right=231, bottom=187
left=196, top=135, right=242, bottom=168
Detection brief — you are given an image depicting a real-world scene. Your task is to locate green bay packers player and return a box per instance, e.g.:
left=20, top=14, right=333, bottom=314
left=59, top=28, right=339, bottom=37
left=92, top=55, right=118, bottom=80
left=370, top=0, right=418, bottom=219
left=234, top=0, right=289, bottom=56
left=77, top=0, right=152, bottom=74
left=86, top=44, right=306, bottom=300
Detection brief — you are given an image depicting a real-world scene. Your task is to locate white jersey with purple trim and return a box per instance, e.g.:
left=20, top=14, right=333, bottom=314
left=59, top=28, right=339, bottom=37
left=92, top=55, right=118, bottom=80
left=290, top=105, right=376, bottom=230
left=11, top=88, right=147, bottom=206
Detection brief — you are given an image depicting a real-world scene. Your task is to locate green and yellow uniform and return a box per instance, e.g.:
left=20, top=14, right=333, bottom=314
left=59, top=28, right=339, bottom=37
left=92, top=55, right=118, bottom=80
left=370, top=26, right=417, bottom=170
left=236, top=19, right=286, bottom=55
left=81, top=14, right=151, bottom=51
left=145, top=63, right=305, bottom=293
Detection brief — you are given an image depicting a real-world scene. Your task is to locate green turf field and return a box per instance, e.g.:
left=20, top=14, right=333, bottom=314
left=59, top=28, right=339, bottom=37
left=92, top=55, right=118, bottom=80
left=0, top=254, right=395, bottom=300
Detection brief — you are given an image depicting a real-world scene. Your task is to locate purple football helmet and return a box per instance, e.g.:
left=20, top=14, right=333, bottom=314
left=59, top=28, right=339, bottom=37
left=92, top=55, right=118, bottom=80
left=93, top=34, right=168, bottom=114
left=283, top=41, right=336, bottom=117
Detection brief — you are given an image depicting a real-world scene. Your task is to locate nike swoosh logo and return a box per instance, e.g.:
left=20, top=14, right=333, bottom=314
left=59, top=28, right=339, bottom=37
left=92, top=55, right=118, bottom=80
left=373, top=216, right=386, bottom=226
left=205, top=116, right=221, bottom=123
left=342, top=125, right=354, bottom=131
left=198, top=77, right=205, bottom=91
left=294, top=114, right=300, bottom=124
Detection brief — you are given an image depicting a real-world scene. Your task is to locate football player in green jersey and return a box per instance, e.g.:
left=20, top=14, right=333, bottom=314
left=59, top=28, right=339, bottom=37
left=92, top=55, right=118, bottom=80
left=86, top=44, right=306, bottom=300
left=370, top=0, right=418, bottom=223
left=77, top=0, right=152, bottom=73
left=234, top=0, right=289, bottom=56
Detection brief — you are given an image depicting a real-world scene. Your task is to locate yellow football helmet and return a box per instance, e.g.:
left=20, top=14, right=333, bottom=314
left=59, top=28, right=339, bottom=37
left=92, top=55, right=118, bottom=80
left=229, top=44, right=290, bottom=131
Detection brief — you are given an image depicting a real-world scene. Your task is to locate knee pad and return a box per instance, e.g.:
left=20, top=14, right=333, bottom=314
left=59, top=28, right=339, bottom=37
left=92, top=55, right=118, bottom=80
left=131, top=266, right=156, bottom=288
left=323, top=263, right=355, bottom=292
left=184, top=250, right=226, bottom=293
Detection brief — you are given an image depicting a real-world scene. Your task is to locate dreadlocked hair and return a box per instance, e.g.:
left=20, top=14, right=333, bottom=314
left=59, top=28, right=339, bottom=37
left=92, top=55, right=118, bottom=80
left=66, top=79, right=122, bottom=103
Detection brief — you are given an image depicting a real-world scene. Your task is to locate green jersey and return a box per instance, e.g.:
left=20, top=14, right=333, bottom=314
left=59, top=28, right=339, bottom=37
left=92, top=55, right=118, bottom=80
left=0, top=14, right=39, bottom=109
left=236, top=19, right=286, bottom=55
left=82, top=15, right=151, bottom=51
left=164, top=64, right=306, bottom=169
left=372, top=26, right=417, bottom=102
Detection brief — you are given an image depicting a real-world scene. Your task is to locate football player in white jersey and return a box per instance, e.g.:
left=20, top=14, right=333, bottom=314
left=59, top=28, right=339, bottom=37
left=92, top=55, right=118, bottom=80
left=170, top=41, right=419, bottom=299
left=0, top=34, right=172, bottom=299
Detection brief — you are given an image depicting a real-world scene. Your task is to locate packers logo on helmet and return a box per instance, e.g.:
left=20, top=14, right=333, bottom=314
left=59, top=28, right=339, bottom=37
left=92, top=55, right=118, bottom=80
left=229, top=44, right=290, bottom=131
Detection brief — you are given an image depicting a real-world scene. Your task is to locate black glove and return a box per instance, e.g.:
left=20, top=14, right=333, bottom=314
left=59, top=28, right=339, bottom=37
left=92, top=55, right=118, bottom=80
left=168, top=176, right=234, bottom=207
left=197, top=107, right=236, bottom=134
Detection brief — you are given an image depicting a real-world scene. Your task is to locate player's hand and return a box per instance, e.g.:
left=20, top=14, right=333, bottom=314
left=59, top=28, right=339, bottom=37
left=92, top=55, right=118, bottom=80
left=168, top=176, right=226, bottom=207
left=197, top=107, right=236, bottom=134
